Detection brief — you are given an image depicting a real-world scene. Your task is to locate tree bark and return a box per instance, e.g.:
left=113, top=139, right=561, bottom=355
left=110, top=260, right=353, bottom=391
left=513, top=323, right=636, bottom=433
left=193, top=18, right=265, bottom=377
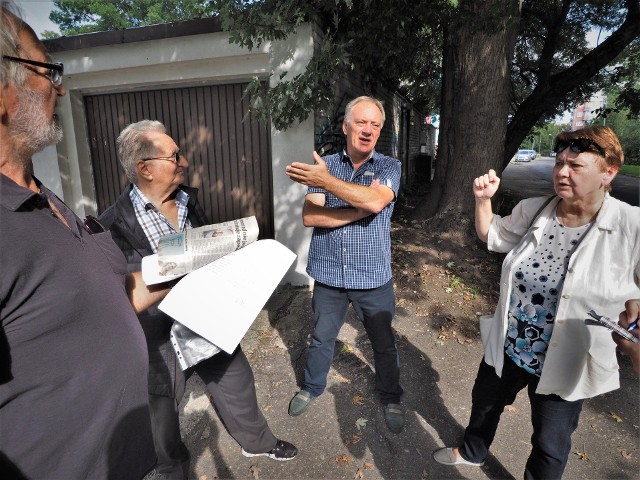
left=413, top=0, right=520, bottom=223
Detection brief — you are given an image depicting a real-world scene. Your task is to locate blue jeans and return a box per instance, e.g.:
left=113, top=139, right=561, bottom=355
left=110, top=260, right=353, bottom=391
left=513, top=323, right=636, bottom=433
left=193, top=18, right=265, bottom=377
left=459, top=355, right=584, bottom=480
left=304, top=280, right=403, bottom=404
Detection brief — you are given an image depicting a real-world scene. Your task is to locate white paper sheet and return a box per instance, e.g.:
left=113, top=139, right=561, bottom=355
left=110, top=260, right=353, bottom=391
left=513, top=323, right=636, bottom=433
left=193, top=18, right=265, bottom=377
left=158, top=239, right=297, bottom=354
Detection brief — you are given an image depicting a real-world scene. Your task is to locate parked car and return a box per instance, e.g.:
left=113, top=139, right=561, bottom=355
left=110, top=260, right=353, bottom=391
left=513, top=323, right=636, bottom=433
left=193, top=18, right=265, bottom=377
left=515, top=149, right=532, bottom=162
left=528, top=150, right=537, bottom=160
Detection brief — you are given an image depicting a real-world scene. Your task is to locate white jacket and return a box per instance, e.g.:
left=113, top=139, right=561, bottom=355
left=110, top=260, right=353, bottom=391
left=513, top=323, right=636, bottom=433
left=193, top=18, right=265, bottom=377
left=480, top=194, right=640, bottom=400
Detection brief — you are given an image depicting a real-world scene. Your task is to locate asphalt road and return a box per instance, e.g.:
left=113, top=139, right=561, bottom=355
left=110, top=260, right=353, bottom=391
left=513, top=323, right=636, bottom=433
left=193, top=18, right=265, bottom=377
left=502, top=156, right=639, bottom=206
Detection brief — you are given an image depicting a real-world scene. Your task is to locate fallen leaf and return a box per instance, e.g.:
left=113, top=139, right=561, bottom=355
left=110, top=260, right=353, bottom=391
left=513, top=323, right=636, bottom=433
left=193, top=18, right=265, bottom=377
left=421, top=469, right=428, bottom=480
left=336, top=454, right=353, bottom=465
left=346, top=433, right=363, bottom=445
left=506, top=405, right=517, bottom=413
left=574, top=444, right=590, bottom=462
left=355, top=417, right=368, bottom=430
left=352, top=395, right=365, bottom=406
left=342, top=344, right=354, bottom=353
left=199, top=476, right=208, bottom=480
left=250, top=465, right=260, bottom=479
left=610, top=411, right=623, bottom=423
left=353, top=468, right=364, bottom=479
left=414, top=447, right=423, bottom=457
left=363, top=463, right=374, bottom=470
left=620, top=449, right=633, bottom=460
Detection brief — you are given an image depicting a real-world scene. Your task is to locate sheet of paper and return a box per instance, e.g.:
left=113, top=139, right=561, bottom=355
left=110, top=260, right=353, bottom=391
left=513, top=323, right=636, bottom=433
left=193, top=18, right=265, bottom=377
left=158, top=239, right=296, bottom=354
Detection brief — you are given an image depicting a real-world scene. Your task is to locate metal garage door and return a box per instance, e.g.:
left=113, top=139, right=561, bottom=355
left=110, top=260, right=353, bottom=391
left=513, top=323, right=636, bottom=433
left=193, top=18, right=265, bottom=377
left=84, top=83, right=274, bottom=239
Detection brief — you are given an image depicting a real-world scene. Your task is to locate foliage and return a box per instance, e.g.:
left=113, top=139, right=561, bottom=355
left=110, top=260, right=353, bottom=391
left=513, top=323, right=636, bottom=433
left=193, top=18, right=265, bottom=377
left=210, top=0, right=447, bottom=129
left=620, top=164, right=640, bottom=176
left=47, top=1, right=637, bottom=139
left=591, top=93, right=640, bottom=165
left=49, top=0, right=216, bottom=36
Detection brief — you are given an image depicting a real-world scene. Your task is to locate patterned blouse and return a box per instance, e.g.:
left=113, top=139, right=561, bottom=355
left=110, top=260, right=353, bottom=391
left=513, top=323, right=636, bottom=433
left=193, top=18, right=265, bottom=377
left=505, top=211, right=592, bottom=376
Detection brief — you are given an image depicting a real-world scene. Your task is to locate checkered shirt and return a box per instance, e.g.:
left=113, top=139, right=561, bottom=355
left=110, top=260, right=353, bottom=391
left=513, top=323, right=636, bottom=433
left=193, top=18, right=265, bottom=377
left=306, top=150, right=401, bottom=289
left=130, top=184, right=191, bottom=252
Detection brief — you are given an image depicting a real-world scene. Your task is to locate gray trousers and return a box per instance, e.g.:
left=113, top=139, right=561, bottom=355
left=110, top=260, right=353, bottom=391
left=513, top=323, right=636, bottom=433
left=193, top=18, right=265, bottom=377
left=150, top=347, right=277, bottom=479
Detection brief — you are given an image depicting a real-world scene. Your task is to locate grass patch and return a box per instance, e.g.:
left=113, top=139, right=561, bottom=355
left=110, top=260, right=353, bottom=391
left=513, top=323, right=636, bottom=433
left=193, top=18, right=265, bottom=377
left=620, top=164, right=640, bottom=177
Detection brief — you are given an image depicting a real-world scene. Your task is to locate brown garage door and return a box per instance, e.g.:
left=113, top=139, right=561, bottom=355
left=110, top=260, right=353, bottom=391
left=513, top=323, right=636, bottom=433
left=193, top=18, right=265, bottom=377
left=85, top=83, right=274, bottom=239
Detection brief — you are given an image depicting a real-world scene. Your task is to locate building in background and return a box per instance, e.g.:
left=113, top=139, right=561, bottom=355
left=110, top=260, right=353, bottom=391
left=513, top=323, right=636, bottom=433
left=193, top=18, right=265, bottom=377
left=571, top=92, right=607, bottom=130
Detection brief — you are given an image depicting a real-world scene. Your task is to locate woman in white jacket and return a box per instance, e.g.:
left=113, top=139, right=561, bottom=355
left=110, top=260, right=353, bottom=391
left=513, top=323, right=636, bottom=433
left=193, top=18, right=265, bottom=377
left=433, top=126, right=640, bottom=479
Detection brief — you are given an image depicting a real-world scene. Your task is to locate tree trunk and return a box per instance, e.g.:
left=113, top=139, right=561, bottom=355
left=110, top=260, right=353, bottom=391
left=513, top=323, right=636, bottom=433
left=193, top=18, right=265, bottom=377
left=412, top=0, right=520, bottom=228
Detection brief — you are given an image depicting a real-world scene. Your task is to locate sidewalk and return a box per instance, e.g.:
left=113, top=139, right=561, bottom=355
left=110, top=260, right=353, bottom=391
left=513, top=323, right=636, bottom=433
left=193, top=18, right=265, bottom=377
left=146, top=284, right=640, bottom=480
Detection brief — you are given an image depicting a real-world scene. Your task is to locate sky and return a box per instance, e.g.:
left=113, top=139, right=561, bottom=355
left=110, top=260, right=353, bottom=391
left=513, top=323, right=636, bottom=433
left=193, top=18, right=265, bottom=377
left=16, top=0, right=58, bottom=38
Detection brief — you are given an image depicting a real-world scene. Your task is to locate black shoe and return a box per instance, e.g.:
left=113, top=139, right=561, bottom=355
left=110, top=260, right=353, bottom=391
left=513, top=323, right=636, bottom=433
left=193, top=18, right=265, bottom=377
left=242, top=439, right=298, bottom=461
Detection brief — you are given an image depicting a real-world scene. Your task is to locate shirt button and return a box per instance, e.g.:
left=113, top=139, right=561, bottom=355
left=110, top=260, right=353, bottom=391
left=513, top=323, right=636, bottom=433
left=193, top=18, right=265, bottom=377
left=567, top=267, right=574, bottom=273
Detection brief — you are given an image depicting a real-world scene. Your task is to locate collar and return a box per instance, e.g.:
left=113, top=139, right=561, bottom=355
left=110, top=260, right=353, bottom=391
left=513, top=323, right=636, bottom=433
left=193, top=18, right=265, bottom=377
left=340, top=150, right=376, bottom=165
left=130, top=184, right=190, bottom=212
left=1, top=173, right=45, bottom=211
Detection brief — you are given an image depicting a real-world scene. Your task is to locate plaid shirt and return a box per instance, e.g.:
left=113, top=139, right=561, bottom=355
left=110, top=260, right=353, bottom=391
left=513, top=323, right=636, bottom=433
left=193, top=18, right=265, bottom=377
left=306, top=150, right=401, bottom=289
left=130, top=184, right=191, bottom=252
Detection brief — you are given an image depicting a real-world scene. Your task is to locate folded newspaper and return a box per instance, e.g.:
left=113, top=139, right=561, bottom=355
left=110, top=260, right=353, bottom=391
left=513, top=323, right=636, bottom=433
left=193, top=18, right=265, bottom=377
left=142, top=216, right=259, bottom=285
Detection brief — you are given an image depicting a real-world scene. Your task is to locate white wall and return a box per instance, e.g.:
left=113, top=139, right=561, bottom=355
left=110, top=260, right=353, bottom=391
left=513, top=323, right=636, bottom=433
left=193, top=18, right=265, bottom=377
left=49, top=24, right=315, bottom=285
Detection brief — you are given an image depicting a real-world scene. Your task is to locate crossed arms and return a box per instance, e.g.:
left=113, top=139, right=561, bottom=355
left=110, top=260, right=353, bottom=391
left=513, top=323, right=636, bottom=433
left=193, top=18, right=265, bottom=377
left=286, top=152, right=395, bottom=228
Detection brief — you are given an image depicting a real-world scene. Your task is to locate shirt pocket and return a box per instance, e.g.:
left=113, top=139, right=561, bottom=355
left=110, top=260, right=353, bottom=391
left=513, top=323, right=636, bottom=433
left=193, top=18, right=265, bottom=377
left=91, top=231, right=129, bottom=277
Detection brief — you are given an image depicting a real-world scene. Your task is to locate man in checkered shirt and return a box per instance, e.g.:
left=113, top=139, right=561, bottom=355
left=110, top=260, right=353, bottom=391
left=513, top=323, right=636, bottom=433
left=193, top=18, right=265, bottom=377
left=285, top=96, right=404, bottom=433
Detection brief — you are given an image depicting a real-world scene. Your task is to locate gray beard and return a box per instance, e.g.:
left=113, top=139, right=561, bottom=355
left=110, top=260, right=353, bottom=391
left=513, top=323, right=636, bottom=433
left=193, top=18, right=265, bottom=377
left=11, top=87, right=63, bottom=157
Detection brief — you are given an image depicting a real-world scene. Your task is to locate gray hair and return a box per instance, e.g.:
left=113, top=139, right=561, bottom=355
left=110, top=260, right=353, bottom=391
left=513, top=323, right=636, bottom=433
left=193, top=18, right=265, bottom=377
left=344, top=96, right=386, bottom=126
left=117, top=120, right=167, bottom=183
left=1, top=1, right=29, bottom=86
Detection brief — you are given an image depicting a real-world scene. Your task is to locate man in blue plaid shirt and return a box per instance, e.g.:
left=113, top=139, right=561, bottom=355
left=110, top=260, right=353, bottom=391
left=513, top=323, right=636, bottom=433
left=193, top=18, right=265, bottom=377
left=285, top=96, right=404, bottom=433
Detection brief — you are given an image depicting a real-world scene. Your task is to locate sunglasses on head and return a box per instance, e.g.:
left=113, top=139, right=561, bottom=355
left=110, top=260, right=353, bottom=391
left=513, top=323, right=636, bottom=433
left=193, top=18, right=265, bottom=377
left=553, top=138, right=605, bottom=157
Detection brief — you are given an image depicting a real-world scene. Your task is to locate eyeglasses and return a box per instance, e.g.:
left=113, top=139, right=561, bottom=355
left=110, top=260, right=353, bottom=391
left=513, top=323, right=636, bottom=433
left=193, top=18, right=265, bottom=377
left=2, top=55, right=64, bottom=86
left=141, top=150, right=184, bottom=164
left=553, top=138, right=605, bottom=157
left=83, top=215, right=106, bottom=235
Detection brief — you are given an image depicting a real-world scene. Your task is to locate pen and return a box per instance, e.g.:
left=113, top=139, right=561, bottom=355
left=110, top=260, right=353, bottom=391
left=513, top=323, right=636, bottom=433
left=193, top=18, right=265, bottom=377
left=627, top=319, right=639, bottom=332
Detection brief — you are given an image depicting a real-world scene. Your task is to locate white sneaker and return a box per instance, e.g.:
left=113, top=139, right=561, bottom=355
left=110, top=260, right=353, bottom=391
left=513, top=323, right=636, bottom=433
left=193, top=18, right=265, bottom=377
left=432, top=447, right=485, bottom=466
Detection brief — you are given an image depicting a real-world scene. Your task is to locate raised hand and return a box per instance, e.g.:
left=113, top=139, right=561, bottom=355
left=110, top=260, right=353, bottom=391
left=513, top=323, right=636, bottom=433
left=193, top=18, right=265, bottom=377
left=473, top=169, right=500, bottom=200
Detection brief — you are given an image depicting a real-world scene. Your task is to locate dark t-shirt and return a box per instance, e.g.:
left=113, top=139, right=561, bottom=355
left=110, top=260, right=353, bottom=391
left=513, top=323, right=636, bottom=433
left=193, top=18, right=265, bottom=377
left=0, top=175, right=155, bottom=479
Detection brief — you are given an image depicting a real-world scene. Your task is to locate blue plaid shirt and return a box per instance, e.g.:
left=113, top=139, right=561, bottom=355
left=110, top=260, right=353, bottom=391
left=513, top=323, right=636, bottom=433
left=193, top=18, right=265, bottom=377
left=130, top=185, right=191, bottom=253
left=306, top=150, right=401, bottom=289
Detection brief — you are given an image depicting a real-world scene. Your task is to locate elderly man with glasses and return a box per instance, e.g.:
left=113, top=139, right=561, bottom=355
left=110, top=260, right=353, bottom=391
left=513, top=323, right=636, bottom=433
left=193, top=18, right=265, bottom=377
left=0, top=3, right=172, bottom=478
left=99, top=120, right=297, bottom=479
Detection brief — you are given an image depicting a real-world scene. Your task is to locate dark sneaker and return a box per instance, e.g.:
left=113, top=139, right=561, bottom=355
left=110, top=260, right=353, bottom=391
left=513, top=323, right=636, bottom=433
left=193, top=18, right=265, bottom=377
left=242, top=439, right=298, bottom=461
left=288, top=390, right=317, bottom=416
left=384, top=403, right=405, bottom=433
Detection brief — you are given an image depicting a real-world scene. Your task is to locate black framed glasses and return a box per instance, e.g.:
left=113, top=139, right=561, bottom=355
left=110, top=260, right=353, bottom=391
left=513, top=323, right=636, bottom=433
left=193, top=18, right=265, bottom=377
left=83, top=215, right=106, bottom=235
left=2, top=55, right=64, bottom=86
left=141, top=150, right=183, bottom=164
left=553, top=138, right=605, bottom=157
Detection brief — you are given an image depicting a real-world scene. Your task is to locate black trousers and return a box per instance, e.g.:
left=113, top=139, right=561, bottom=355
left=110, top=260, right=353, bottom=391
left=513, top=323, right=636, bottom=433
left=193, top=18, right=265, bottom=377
left=150, top=347, right=277, bottom=479
left=459, top=355, right=583, bottom=480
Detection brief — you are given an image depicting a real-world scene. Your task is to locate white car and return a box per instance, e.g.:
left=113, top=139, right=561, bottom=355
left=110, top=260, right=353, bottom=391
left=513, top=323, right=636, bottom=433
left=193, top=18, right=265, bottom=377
left=515, top=149, right=532, bottom=162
